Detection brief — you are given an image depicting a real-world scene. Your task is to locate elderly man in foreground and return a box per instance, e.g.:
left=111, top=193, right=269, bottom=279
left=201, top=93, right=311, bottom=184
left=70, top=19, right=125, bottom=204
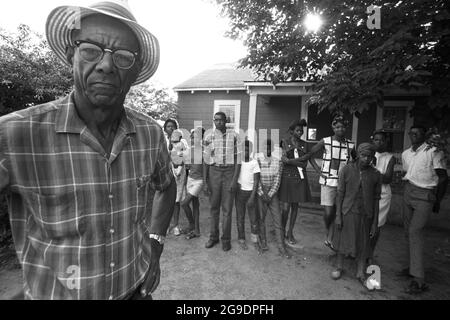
left=0, top=1, right=175, bottom=300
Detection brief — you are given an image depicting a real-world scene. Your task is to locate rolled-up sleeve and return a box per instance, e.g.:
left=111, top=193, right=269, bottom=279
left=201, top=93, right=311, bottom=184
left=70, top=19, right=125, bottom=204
left=0, top=130, right=9, bottom=192
left=432, top=150, right=446, bottom=170
left=150, top=129, right=174, bottom=191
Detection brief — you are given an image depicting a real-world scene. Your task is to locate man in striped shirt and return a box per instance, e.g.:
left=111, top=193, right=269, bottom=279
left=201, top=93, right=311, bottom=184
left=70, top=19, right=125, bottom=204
left=0, top=2, right=175, bottom=300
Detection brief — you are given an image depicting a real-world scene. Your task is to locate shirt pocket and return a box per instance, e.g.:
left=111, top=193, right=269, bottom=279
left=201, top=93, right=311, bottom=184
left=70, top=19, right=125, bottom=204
left=25, top=191, right=86, bottom=240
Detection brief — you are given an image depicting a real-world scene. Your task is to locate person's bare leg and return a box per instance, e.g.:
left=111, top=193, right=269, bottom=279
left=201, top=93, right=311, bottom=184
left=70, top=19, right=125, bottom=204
left=192, top=197, right=200, bottom=235
left=323, top=205, right=336, bottom=243
left=281, top=202, right=290, bottom=241
left=173, top=202, right=181, bottom=232
left=181, top=194, right=194, bottom=232
left=287, top=203, right=299, bottom=244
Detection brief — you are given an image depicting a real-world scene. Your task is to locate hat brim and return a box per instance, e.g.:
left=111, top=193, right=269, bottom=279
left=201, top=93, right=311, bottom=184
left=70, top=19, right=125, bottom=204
left=46, top=5, right=159, bottom=85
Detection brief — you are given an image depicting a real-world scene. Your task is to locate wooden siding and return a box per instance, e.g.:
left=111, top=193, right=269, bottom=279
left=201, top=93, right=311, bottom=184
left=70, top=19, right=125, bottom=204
left=177, top=91, right=249, bottom=131
left=254, top=96, right=302, bottom=142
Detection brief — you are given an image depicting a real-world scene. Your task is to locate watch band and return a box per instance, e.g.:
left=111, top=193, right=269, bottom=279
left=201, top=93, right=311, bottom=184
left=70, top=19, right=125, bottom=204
left=149, top=234, right=165, bottom=245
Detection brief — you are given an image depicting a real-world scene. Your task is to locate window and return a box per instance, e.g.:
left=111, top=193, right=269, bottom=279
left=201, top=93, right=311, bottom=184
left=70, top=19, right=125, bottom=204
left=381, top=106, right=407, bottom=153
left=214, top=100, right=241, bottom=132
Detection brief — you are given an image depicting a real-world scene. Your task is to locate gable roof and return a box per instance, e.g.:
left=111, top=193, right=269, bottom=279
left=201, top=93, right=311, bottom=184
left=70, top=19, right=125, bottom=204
left=173, top=63, right=257, bottom=91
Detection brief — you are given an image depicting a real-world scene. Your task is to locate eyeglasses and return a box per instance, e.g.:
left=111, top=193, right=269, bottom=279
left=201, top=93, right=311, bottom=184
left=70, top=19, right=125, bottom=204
left=73, top=40, right=139, bottom=70
left=213, top=118, right=226, bottom=122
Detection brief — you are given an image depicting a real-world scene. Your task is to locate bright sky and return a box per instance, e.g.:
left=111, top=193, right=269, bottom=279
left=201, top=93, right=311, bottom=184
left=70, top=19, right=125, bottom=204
left=0, top=0, right=247, bottom=89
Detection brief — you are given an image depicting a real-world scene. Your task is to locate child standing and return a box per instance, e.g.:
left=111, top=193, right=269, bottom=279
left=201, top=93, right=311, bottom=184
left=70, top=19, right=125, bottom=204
left=255, top=139, right=291, bottom=258
left=170, top=130, right=189, bottom=236
left=331, top=143, right=381, bottom=288
left=235, top=140, right=261, bottom=251
left=182, top=127, right=206, bottom=240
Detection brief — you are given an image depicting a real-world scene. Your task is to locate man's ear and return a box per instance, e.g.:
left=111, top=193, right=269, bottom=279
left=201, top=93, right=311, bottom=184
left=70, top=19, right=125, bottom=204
left=65, top=45, right=75, bottom=66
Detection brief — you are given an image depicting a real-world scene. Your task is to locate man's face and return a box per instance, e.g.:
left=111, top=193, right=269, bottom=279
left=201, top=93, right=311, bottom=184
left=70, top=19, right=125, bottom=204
left=332, top=123, right=346, bottom=137
left=70, top=14, right=141, bottom=108
left=214, top=114, right=227, bottom=131
left=372, top=134, right=386, bottom=151
left=408, top=128, right=426, bottom=145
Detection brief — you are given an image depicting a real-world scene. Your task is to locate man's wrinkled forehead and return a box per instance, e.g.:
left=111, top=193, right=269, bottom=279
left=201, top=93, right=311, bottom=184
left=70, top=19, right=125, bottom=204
left=71, top=14, right=139, bottom=49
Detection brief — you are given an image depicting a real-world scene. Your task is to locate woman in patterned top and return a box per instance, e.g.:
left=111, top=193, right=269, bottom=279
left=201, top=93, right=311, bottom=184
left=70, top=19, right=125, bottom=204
left=299, top=115, right=355, bottom=252
left=279, top=119, right=312, bottom=246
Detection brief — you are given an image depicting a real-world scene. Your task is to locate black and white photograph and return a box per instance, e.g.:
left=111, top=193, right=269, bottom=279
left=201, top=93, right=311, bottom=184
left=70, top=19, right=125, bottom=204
left=0, top=0, right=449, bottom=306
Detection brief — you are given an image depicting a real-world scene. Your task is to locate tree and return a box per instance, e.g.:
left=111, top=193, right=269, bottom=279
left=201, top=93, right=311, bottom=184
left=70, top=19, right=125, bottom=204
left=216, top=0, right=450, bottom=114
left=125, top=83, right=178, bottom=121
left=0, top=24, right=73, bottom=116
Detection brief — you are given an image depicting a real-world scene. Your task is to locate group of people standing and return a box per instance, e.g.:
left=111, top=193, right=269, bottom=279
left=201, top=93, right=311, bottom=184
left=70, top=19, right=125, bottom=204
left=163, top=112, right=448, bottom=295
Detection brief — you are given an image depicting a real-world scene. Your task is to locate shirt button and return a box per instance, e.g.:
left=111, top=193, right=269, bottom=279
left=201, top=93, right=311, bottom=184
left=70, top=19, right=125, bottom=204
left=108, top=194, right=114, bottom=199
left=109, top=228, right=115, bottom=234
left=110, top=262, right=115, bottom=268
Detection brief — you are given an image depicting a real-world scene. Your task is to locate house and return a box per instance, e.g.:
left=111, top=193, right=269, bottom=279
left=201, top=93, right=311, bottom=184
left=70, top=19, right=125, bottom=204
left=174, top=63, right=450, bottom=230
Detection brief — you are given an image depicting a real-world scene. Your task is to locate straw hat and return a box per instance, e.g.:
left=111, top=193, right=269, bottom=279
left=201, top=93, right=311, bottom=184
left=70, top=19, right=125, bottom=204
left=46, top=1, right=159, bottom=85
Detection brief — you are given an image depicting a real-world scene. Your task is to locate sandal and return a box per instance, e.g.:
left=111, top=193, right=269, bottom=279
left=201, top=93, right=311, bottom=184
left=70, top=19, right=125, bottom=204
left=185, top=231, right=198, bottom=240
left=238, top=241, right=248, bottom=250
left=324, top=240, right=337, bottom=252
left=278, top=247, right=292, bottom=259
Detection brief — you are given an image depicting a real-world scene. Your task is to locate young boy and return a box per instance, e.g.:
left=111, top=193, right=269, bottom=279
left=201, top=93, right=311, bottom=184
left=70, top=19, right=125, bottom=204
left=331, top=143, right=381, bottom=289
left=255, top=139, right=291, bottom=258
left=235, top=140, right=261, bottom=250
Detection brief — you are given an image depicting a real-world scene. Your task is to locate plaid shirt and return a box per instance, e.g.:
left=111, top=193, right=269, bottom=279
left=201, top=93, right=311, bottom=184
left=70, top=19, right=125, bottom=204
left=254, top=153, right=283, bottom=198
left=0, top=93, right=173, bottom=300
left=203, top=129, right=242, bottom=165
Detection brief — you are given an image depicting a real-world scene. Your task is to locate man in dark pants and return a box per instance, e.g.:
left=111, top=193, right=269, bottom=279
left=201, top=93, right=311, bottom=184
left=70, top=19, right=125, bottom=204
left=203, top=112, right=242, bottom=251
left=401, top=125, right=448, bottom=294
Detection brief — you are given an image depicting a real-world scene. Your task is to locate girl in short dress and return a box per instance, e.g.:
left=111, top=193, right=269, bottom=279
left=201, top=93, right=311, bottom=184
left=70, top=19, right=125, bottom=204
left=279, top=119, right=312, bottom=245
left=182, top=127, right=206, bottom=240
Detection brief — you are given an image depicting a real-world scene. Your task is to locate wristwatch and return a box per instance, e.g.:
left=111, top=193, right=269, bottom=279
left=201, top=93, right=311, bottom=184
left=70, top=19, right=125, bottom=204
left=149, top=234, right=165, bottom=245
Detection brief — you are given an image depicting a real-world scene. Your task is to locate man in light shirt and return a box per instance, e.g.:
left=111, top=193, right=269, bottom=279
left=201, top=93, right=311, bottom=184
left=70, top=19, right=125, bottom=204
left=400, top=125, right=448, bottom=294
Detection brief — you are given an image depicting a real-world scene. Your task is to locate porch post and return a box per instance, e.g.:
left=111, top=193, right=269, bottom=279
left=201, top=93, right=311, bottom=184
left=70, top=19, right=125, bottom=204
left=248, top=93, right=257, bottom=143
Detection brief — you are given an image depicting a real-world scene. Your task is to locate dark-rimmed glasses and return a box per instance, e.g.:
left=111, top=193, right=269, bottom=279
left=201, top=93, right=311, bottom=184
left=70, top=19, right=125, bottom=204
left=73, top=40, right=139, bottom=70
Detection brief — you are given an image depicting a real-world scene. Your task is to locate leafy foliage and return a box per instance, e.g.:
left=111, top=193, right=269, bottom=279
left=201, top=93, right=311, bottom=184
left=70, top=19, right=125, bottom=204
left=217, top=0, right=450, bottom=114
left=125, top=83, right=178, bottom=121
left=0, top=24, right=73, bottom=116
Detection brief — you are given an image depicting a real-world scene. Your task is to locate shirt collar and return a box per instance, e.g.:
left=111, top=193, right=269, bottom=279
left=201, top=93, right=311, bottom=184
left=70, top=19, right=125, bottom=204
left=55, top=92, right=136, bottom=135
left=410, top=143, right=427, bottom=153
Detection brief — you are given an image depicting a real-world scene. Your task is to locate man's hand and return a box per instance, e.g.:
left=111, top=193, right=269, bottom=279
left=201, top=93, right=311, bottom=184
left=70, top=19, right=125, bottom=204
left=335, top=215, right=342, bottom=229
left=140, top=238, right=163, bottom=297
left=433, top=201, right=440, bottom=214
left=203, top=182, right=210, bottom=196
left=370, top=223, right=379, bottom=239
left=247, top=195, right=255, bottom=207
left=262, top=194, right=271, bottom=203
left=230, top=181, right=238, bottom=193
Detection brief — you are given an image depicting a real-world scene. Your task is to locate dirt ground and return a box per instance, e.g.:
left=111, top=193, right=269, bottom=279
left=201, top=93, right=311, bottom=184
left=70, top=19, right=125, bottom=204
left=1, top=195, right=450, bottom=300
